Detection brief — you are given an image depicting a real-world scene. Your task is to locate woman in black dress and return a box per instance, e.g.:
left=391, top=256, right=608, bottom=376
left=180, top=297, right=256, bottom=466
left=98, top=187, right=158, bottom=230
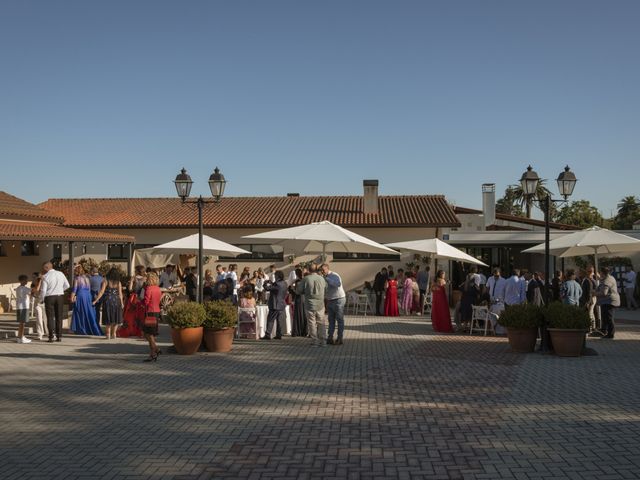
left=94, top=268, right=124, bottom=339
left=290, top=268, right=307, bottom=337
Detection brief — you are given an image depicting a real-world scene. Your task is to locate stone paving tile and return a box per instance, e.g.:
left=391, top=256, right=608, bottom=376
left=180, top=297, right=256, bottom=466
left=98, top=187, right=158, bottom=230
left=1, top=315, right=639, bottom=479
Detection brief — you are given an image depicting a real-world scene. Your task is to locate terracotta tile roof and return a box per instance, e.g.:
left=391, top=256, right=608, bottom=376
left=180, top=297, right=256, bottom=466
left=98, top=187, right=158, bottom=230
left=0, top=191, right=64, bottom=224
left=0, top=220, right=134, bottom=243
left=453, top=206, right=578, bottom=230
left=39, top=196, right=461, bottom=229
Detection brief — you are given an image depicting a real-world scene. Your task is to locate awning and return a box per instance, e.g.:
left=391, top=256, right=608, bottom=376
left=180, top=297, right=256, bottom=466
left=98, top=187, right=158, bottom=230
left=444, top=231, right=571, bottom=245
left=0, top=220, right=134, bottom=243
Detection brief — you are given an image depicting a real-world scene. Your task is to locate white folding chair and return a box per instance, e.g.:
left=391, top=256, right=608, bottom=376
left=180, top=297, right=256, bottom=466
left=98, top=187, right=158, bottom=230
left=346, top=291, right=359, bottom=314
left=470, top=305, right=491, bottom=336
left=423, top=292, right=432, bottom=316
left=237, top=307, right=258, bottom=339
left=355, top=294, right=372, bottom=316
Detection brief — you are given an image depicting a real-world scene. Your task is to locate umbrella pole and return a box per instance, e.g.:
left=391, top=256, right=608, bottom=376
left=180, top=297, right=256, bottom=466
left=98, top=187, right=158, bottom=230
left=322, top=242, right=327, bottom=264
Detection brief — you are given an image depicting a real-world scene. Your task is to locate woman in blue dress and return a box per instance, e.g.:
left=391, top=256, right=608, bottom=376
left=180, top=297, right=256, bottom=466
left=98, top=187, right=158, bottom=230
left=70, top=264, right=103, bottom=336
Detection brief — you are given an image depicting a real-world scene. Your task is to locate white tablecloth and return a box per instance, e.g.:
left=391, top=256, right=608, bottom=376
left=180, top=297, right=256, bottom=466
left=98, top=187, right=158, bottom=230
left=256, top=304, right=292, bottom=337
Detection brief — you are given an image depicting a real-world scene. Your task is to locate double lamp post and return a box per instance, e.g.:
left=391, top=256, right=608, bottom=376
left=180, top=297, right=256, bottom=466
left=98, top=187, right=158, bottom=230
left=519, top=164, right=577, bottom=351
left=173, top=167, right=227, bottom=303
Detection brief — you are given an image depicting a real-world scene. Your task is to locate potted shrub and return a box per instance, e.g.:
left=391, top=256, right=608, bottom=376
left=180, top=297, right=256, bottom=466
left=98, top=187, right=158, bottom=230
left=166, top=302, right=206, bottom=355
left=203, top=301, right=238, bottom=352
left=498, top=303, right=543, bottom=353
left=545, top=302, right=591, bottom=357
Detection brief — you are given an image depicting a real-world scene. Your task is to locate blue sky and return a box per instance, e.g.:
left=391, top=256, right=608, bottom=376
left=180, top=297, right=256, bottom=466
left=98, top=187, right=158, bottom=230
left=1, top=0, right=638, bottom=218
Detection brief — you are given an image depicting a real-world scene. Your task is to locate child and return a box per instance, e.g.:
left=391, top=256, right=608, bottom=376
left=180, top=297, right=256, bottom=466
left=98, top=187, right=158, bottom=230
left=15, top=275, right=32, bottom=344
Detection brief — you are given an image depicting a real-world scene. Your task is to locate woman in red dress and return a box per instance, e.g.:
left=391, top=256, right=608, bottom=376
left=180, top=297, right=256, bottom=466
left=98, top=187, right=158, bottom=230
left=430, top=270, right=453, bottom=333
left=384, top=274, right=399, bottom=317
left=118, top=265, right=145, bottom=338
left=143, top=272, right=162, bottom=362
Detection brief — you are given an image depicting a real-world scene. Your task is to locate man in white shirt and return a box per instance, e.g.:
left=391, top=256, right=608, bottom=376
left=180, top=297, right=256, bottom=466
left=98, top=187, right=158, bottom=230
left=268, top=264, right=277, bottom=283
left=39, top=262, right=70, bottom=342
left=486, top=267, right=507, bottom=335
left=159, top=265, right=179, bottom=289
left=215, top=264, right=227, bottom=282
left=624, top=268, right=638, bottom=310
left=504, top=269, right=526, bottom=306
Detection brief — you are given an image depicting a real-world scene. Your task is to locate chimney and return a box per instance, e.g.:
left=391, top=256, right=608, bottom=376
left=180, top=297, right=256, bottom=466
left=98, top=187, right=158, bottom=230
left=286, top=193, right=300, bottom=197
left=363, top=180, right=379, bottom=215
left=482, top=183, right=496, bottom=228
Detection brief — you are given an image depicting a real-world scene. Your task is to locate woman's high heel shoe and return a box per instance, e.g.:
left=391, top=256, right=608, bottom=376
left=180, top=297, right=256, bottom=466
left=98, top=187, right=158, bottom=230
left=143, top=354, right=158, bottom=363
left=155, top=349, right=162, bottom=356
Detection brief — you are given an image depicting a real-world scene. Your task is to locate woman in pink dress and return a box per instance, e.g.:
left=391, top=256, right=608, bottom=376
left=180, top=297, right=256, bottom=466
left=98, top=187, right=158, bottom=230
left=430, top=270, right=453, bottom=333
left=402, top=272, right=414, bottom=315
left=384, top=274, right=399, bottom=317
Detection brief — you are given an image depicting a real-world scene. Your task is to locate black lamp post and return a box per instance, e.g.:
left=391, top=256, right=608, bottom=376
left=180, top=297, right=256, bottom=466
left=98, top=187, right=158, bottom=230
left=174, top=167, right=226, bottom=303
left=519, top=165, right=577, bottom=351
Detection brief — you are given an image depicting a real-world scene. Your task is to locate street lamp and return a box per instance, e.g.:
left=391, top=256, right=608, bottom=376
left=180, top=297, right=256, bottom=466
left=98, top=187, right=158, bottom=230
left=519, top=165, right=577, bottom=351
left=174, top=167, right=226, bottom=303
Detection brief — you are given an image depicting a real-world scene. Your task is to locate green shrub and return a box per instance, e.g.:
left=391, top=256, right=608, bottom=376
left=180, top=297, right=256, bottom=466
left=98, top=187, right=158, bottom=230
left=203, top=300, right=238, bottom=329
left=166, top=301, right=206, bottom=329
left=498, top=303, right=544, bottom=329
left=544, top=301, right=590, bottom=330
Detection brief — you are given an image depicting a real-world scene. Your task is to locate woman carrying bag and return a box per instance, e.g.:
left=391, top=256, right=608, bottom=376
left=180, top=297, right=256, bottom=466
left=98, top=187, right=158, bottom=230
left=142, top=272, right=162, bottom=362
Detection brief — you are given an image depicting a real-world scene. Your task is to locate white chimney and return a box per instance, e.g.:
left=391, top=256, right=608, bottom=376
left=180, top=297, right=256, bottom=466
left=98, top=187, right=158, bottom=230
left=363, top=179, right=379, bottom=215
left=482, top=183, right=496, bottom=228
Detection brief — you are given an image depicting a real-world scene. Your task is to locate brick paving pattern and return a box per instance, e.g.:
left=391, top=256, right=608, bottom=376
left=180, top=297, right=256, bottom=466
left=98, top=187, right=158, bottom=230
left=1, top=314, right=639, bottom=479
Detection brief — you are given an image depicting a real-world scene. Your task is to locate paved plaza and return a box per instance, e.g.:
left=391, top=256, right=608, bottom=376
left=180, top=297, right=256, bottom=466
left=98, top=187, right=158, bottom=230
left=1, top=314, right=640, bottom=480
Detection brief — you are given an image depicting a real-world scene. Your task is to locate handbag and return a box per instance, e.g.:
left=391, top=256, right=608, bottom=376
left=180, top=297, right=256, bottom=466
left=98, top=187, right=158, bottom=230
left=144, top=311, right=158, bottom=327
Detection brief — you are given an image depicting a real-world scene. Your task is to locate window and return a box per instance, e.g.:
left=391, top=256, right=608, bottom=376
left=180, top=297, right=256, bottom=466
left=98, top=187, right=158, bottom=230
left=21, top=241, right=38, bottom=256
left=333, top=252, right=400, bottom=262
left=0, top=242, right=6, bottom=257
left=218, top=244, right=284, bottom=261
left=52, top=244, right=62, bottom=261
left=108, top=244, right=129, bottom=260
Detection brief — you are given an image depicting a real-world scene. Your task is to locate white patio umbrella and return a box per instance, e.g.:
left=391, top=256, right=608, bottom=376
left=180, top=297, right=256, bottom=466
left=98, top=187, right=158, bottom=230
left=140, top=233, right=250, bottom=257
left=385, top=238, right=488, bottom=266
left=522, top=226, right=640, bottom=270
left=242, top=220, right=398, bottom=261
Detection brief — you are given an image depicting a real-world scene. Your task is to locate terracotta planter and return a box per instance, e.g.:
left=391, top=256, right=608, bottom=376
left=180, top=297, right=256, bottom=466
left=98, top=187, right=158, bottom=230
left=204, top=327, right=235, bottom=353
left=171, top=327, right=204, bottom=355
left=548, top=328, right=587, bottom=357
left=506, top=327, right=538, bottom=353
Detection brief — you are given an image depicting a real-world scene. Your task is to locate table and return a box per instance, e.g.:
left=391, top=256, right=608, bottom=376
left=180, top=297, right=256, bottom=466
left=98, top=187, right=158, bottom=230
left=256, top=304, right=292, bottom=337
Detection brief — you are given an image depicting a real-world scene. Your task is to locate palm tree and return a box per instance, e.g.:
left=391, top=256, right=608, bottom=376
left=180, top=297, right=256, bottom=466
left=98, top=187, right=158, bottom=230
left=613, top=195, right=640, bottom=229
left=510, top=179, right=553, bottom=218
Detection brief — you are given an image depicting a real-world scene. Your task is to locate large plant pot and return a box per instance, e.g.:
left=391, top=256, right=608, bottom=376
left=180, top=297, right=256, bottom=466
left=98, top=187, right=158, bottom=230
left=204, top=327, right=235, bottom=353
left=548, top=328, right=586, bottom=357
left=171, top=327, right=204, bottom=355
left=506, top=327, right=538, bottom=353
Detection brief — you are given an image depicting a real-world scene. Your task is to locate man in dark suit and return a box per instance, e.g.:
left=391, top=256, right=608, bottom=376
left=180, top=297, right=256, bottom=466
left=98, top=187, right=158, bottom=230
left=373, top=267, right=388, bottom=315
left=262, top=270, right=288, bottom=340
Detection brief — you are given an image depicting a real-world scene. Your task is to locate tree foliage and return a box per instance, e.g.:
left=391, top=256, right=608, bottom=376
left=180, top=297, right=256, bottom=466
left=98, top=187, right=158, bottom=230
left=555, top=200, right=604, bottom=229
left=612, top=195, right=640, bottom=230
left=509, top=179, right=553, bottom=218
left=496, top=183, right=558, bottom=220
left=496, top=186, right=525, bottom=217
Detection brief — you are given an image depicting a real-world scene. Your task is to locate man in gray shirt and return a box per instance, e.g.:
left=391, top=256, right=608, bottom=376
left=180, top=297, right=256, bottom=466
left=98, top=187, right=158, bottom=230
left=322, top=263, right=346, bottom=345
left=296, top=264, right=327, bottom=347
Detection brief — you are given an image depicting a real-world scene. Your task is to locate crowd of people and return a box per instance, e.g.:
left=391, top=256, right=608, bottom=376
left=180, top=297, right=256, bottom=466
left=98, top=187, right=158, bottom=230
left=11, top=260, right=638, bottom=355
left=451, top=264, right=637, bottom=339
left=12, top=260, right=349, bottom=359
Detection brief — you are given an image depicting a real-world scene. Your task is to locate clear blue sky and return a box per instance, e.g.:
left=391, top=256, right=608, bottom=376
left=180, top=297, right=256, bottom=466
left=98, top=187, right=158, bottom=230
left=1, top=0, right=638, bottom=218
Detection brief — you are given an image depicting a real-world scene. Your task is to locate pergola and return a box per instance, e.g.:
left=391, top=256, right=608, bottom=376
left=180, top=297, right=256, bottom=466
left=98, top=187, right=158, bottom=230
left=0, top=219, right=135, bottom=285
